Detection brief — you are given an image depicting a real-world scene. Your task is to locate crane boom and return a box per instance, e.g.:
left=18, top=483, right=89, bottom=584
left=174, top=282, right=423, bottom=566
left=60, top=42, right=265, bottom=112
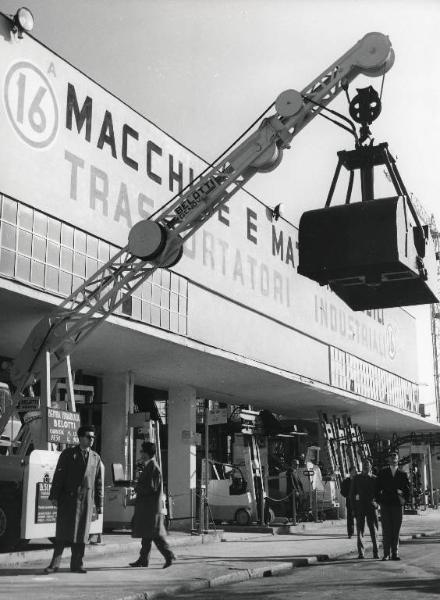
left=1, top=32, right=394, bottom=438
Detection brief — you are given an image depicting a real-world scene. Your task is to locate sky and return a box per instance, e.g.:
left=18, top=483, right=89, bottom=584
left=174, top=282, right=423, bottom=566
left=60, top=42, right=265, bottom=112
left=1, top=0, right=439, bottom=412
left=1, top=0, right=438, bottom=223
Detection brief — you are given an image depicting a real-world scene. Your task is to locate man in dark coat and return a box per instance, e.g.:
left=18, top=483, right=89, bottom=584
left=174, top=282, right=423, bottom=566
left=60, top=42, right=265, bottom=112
left=376, top=450, right=410, bottom=561
left=44, top=424, right=103, bottom=574
left=350, top=458, right=378, bottom=559
left=129, top=441, right=175, bottom=568
left=340, top=466, right=357, bottom=538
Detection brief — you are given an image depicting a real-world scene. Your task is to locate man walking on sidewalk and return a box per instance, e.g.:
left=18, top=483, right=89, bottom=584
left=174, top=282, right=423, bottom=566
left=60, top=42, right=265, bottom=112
left=376, top=450, right=410, bottom=561
left=129, top=441, right=175, bottom=568
left=44, top=424, right=103, bottom=574
left=340, top=466, right=357, bottom=538
left=351, top=458, right=378, bottom=559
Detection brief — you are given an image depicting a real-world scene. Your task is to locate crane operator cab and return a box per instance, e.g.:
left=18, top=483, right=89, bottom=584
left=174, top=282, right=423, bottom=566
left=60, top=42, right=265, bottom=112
left=298, top=87, right=439, bottom=311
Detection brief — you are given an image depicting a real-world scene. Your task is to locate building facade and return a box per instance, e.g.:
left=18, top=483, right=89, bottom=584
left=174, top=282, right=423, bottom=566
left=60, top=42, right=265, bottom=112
left=0, top=14, right=439, bottom=523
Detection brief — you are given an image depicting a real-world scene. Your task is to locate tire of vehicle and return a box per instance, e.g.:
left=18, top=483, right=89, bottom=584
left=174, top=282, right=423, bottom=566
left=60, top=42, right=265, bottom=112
left=0, top=501, right=21, bottom=551
left=235, top=507, right=251, bottom=526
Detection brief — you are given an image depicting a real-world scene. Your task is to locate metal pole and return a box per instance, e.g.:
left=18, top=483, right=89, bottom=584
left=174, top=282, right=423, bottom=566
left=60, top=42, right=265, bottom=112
left=204, top=399, right=209, bottom=531
left=427, top=444, right=434, bottom=507
left=39, top=350, right=51, bottom=450
left=65, top=355, right=76, bottom=413
left=198, top=477, right=204, bottom=535
left=291, top=486, right=297, bottom=525
left=360, top=165, right=374, bottom=202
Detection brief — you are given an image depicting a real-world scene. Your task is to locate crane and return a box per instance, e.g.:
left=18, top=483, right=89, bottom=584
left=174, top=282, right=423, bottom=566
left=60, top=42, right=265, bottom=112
left=2, top=32, right=395, bottom=449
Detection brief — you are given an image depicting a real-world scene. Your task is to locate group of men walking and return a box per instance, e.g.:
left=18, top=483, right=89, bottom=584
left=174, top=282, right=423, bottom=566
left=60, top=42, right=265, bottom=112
left=42, top=424, right=409, bottom=572
left=341, top=451, right=410, bottom=560
left=44, top=425, right=174, bottom=574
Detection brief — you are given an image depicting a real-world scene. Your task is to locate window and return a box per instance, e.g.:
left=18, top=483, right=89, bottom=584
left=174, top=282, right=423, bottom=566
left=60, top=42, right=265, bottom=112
left=0, top=196, right=189, bottom=335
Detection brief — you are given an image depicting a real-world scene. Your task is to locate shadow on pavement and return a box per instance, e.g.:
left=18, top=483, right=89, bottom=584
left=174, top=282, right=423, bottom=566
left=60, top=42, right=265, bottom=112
left=0, top=565, right=148, bottom=576
left=172, top=576, right=440, bottom=599
left=0, top=568, right=44, bottom=576
left=177, top=555, right=316, bottom=563
left=311, top=577, right=440, bottom=596
left=401, top=536, right=440, bottom=545
left=220, top=535, right=348, bottom=544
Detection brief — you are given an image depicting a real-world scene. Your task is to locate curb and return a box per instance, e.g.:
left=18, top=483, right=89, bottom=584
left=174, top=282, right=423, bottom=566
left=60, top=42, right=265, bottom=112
left=118, top=562, right=293, bottom=600
left=323, top=528, right=440, bottom=562
left=400, top=529, right=440, bottom=542
left=223, top=520, right=341, bottom=536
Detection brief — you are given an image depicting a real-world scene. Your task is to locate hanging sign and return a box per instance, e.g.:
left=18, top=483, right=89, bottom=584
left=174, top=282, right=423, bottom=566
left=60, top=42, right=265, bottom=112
left=207, top=408, right=228, bottom=425
left=47, top=407, right=80, bottom=444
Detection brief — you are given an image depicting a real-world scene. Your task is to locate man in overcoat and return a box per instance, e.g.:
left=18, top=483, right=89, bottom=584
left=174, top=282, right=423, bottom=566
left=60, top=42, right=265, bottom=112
left=129, top=441, right=175, bottom=568
left=44, top=424, right=103, bottom=574
left=340, top=465, right=357, bottom=538
left=350, top=458, right=379, bottom=559
left=376, top=450, right=410, bottom=561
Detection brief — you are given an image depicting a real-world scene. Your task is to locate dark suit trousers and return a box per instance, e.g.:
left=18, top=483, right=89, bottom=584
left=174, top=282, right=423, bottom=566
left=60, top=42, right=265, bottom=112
left=380, top=504, right=403, bottom=557
left=356, top=512, right=378, bottom=556
left=140, top=536, right=174, bottom=564
left=49, top=540, right=86, bottom=569
left=346, top=500, right=354, bottom=537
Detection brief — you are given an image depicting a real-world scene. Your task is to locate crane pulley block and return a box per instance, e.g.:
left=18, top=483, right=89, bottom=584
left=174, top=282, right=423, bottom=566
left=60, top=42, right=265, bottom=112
left=297, top=196, right=439, bottom=311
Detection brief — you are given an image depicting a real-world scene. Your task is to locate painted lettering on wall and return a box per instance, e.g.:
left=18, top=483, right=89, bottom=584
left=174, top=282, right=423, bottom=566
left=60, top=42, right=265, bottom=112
left=314, top=294, right=396, bottom=360
left=183, top=229, right=292, bottom=308
left=64, top=83, right=193, bottom=226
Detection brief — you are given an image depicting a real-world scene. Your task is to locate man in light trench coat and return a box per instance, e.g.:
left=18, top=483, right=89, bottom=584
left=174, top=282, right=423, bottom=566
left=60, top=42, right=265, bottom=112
left=129, top=441, right=175, bottom=568
left=44, top=424, right=103, bottom=574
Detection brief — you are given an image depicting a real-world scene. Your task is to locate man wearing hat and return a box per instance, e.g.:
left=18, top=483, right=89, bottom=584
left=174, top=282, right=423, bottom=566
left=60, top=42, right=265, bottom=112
left=376, top=451, right=410, bottom=561
left=129, top=441, right=175, bottom=568
left=44, top=424, right=103, bottom=574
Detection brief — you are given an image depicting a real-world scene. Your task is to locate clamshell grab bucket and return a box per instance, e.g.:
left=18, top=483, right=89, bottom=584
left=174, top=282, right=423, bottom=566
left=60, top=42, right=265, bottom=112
left=298, top=196, right=439, bottom=311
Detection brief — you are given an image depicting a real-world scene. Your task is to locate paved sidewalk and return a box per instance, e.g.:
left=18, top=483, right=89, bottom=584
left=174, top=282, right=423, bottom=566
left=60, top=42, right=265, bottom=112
left=1, top=510, right=439, bottom=600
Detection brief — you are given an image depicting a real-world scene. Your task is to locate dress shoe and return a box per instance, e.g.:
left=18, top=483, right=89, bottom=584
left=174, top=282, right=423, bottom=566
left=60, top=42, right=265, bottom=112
left=163, top=557, right=174, bottom=569
left=382, top=556, right=390, bottom=561
left=43, top=566, right=59, bottom=574
left=391, top=555, right=401, bottom=561
left=129, top=559, right=148, bottom=567
left=373, top=552, right=379, bottom=559
left=357, top=554, right=365, bottom=559
left=70, top=567, right=87, bottom=573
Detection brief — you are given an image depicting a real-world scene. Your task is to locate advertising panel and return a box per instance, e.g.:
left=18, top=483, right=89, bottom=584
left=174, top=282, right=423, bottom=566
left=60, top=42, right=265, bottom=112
left=35, top=473, right=57, bottom=523
left=0, top=14, right=418, bottom=382
left=47, top=407, right=80, bottom=444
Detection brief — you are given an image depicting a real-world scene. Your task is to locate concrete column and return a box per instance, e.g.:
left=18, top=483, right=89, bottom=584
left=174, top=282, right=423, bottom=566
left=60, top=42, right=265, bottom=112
left=168, top=386, right=197, bottom=529
left=100, top=372, right=134, bottom=485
